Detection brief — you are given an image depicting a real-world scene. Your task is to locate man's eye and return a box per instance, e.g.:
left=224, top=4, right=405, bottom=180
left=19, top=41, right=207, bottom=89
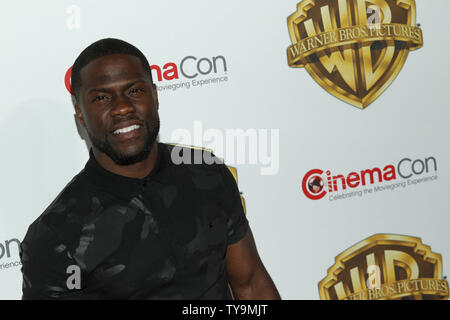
left=93, top=95, right=107, bottom=102
left=129, top=88, right=145, bottom=95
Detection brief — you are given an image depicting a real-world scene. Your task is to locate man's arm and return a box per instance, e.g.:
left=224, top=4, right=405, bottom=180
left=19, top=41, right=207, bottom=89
left=226, top=226, right=281, bottom=300
left=20, top=222, right=98, bottom=300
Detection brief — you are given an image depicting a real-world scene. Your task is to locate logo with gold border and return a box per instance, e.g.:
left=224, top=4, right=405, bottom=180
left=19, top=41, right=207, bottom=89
left=287, top=0, right=423, bottom=109
left=318, top=234, right=449, bottom=300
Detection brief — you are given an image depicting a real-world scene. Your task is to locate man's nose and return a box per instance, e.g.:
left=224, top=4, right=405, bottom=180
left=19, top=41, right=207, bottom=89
left=110, top=95, right=135, bottom=116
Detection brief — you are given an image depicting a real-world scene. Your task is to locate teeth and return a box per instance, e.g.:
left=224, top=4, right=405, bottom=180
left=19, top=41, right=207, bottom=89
left=114, top=124, right=141, bottom=135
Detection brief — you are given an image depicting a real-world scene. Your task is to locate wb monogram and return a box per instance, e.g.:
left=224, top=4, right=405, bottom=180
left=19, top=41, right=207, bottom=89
left=287, top=0, right=423, bottom=108
left=319, top=234, right=449, bottom=300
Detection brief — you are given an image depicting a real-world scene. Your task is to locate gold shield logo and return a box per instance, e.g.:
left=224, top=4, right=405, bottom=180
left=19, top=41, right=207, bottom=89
left=287, top=0, right=423, bottom=109
left=319, top=234, right=449, bottom=300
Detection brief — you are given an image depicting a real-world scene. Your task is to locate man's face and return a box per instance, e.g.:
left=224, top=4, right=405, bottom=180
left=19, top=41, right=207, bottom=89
left=75, top=53, right=160, bottom=165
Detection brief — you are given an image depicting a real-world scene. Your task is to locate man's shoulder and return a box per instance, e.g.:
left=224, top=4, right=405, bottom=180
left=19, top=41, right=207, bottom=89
left=160, top=142, right=225, bottom=171
left=159, top=142, right=240, bottom=190
left=23, top=170, right=92, bottom=245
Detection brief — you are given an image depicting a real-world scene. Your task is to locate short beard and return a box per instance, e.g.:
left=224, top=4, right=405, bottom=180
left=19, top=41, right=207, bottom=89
left=87, top=119, right=160, bottom=166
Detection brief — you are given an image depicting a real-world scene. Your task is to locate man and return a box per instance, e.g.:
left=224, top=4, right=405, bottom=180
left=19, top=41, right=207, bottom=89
left=20, top=38, right=280, bottom=300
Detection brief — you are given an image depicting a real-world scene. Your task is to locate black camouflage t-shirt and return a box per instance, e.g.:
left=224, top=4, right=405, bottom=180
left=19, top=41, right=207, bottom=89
left=20, top=143, right=249, bottom=299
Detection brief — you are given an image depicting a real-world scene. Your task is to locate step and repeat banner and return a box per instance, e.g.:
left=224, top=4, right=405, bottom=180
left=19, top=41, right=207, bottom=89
left=1, top=0, right=449, bottom=300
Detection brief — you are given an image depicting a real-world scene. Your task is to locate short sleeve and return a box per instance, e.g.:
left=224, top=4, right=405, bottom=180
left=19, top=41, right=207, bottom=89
left=217, top=163, right=249, bottom=245
left=20, top=221, right=93, bottom=300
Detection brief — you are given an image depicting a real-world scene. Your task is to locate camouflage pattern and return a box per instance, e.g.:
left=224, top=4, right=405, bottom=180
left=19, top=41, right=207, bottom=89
left=20, top=143, right=249, bottom=299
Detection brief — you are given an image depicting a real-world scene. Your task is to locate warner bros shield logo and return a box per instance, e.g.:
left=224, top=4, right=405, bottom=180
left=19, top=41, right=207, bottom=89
left=318, top=234, right=449, bottom=300
left=287, top=0, right=423, bottom=109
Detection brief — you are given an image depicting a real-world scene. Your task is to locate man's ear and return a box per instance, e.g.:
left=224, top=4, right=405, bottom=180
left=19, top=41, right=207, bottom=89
left=74, top=102, right=85, bottom=128
left=152, top=83, right=159, bottom=111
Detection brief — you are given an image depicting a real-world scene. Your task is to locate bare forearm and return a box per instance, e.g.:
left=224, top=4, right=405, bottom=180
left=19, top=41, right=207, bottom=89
left=230, top=264, right=281, bottom=300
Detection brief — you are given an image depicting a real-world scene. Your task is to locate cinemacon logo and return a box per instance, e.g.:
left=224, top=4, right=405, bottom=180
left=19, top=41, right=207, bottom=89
left=150, top=55, right=227, bottom=81
left=64, top=55, right=227, bottom=94
left=302, top=157, right=437, bottom=200
left=0, top=238, right=20, bottom=260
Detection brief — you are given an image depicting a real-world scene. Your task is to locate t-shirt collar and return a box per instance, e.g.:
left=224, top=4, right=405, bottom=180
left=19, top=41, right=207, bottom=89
left=84, top=142, right=168, bottom=200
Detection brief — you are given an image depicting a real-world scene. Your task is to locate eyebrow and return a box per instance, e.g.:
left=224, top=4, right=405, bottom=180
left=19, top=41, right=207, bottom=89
left=86, top=80, right=147, bottom=95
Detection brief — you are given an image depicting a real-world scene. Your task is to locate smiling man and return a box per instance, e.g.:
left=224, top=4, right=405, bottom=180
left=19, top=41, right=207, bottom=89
left=19, top=38, right=280, bottom=300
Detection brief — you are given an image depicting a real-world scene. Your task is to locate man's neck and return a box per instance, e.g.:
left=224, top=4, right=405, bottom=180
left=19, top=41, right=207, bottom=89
left=92, top=142, right=158, bottom=179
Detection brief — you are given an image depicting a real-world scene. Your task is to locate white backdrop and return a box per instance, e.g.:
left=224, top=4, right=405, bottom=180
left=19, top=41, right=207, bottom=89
left=0, top=0, right=449, bottom=299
